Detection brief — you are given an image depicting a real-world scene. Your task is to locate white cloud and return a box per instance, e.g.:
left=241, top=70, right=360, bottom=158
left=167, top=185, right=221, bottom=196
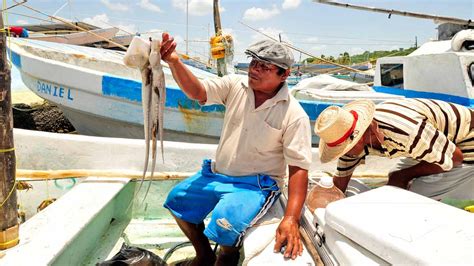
left=82, top=14, right=137, bottom=34
left=243, top=5, right=280, bottom=21
left=16, top=19, right=28, bottom=25
left=172, top=0, right=224, bottom=16
left=83, top=14, right=110, bottom=28
left=100, top=0, right=129, bottom=12
left=141, top=29, right=163, bottom=39
left=282, top=0, right=301, bottom=10
left=138, top=0, right=162, bottom=12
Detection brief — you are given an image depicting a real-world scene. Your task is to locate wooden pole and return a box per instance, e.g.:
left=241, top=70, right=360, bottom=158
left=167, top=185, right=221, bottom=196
left=16, top=169, right=194, bottom=181
left=299, top=227, right=324, bottom=266
left=213, top=0, right=227, bottom=77
left=314, top=0, right=474, bottom=26
left=0, top=12, right=19, bottom=249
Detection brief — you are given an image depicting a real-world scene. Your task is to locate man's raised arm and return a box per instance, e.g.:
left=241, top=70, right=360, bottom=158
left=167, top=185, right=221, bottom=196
left=160, top=32, right=207, bottom=102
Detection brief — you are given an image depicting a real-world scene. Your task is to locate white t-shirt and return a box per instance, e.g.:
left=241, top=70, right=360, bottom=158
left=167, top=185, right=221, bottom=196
left=201, top=74, right=312, bottom=183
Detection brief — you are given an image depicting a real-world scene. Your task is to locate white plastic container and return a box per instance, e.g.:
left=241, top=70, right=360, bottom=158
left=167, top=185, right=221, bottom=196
left=306, top=176, right=345, bottom=212
left=322, top=186, right=474, bottom=265
left=314, top=208, right=388, bottom=265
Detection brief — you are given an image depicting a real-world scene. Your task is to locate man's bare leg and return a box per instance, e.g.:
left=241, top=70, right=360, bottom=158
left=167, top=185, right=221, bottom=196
left=172, top=214, right=216, bottom=266
left=215, top=246, right=240, bottom=266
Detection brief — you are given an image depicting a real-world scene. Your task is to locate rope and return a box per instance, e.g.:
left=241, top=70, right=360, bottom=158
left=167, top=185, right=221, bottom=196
left=46, top=177, right=50, bottom=200
left=0, top=147, right=14, bottom=153
left=239, top=20, right=362, bottom=73
left=0, top=180, right=16, bottom=208
left=0, top=237, right=19, bottom=249
left=0, top=0, right=26, bottom=12
left=6, top=11, right=62, bottom=25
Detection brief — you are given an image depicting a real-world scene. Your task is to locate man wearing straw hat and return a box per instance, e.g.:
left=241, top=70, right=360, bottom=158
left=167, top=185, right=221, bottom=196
left=314, top=98, right=474, bottom=200
left=160, top=32, right=312, bottom=265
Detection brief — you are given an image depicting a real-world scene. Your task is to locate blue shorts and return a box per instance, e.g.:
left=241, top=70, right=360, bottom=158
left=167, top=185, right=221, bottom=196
left=164, top=159, right=280, bottom=247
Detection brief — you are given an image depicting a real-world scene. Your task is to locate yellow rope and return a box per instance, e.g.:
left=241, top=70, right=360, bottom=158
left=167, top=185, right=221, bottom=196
left=0, top=237, right=18, bottom=248
left=0, top=147, right=14, bottom=153
left=0, top=180, right=16, bottom=208
left=46, top=178, right=50, bottom=200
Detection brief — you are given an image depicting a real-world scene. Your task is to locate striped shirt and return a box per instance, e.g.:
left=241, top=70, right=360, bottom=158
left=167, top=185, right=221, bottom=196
left=336, top=98, right=474, bottom=177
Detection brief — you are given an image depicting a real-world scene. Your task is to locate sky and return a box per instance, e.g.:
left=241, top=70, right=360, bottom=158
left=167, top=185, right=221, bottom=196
left=4, top=0, right=474, bottom=63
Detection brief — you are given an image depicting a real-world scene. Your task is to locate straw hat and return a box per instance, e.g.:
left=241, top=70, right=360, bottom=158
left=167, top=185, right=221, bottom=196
left=314, top=100, right=375, bottom=163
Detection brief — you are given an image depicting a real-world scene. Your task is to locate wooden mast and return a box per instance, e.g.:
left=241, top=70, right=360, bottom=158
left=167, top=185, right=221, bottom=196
left=0, top=12, right=19, bottom=250
left=314, top=0, right=474, bottom=26
left=213, top=0, right=227, bottom=77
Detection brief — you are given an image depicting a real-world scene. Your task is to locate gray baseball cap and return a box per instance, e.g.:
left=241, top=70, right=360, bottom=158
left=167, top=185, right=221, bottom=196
left=245, top=39, right=294, bottom=70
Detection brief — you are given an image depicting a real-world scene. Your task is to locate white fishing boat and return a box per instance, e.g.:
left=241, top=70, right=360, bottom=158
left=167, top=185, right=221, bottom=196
left=2, top=129, right=471, bottom=265
left=8, top=38, right=220, bottom=143
left=93, top=34, right=136, bottom=49
left=28, top=28, right=120, bottom=46
left=8, top=29, right=474, bottom=147
left=292, top=32, right=474, bottom=109
left=0, top=129, right=380, bottom=265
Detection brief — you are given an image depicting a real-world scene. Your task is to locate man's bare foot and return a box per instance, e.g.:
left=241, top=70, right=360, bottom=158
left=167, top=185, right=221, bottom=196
left=215, top=251, right=240, bottom=266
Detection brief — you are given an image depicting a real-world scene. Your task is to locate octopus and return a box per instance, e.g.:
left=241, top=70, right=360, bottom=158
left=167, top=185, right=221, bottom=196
left=124, top=36, right=165, bottom=204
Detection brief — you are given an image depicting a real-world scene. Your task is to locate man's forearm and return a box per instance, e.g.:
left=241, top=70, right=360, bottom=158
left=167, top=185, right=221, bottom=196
left=284, top=166, right=308, bottom=221
left=388, top=161, right=447, bottom=189
left=334, top=175, right=352, bottom=192
left=397, top=161, right=445, bottom=180
left=168, top=60, right=207, bottom=102
left=393, top=146, right=463, bottom=184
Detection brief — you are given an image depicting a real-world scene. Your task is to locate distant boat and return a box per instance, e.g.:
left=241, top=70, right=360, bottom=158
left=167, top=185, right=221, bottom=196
left=29, top=27, right=119, bottom=46
left=92, top=33, right=136, bottom=49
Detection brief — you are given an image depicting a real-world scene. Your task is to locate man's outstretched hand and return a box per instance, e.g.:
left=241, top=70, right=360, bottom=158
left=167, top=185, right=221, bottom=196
left=160, top=32, right=179, bottom=65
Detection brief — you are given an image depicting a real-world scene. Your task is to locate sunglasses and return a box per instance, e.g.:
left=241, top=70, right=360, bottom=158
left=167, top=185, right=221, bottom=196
left=249, top=59, right=278, bottom=72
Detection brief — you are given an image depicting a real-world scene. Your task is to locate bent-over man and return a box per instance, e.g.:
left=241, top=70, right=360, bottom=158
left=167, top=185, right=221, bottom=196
left=314, top=98, right=473, bottom=200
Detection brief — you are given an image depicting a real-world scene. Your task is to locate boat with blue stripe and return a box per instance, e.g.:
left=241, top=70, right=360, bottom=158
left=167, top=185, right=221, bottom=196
left=8, top=36, right=474, bottom=145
